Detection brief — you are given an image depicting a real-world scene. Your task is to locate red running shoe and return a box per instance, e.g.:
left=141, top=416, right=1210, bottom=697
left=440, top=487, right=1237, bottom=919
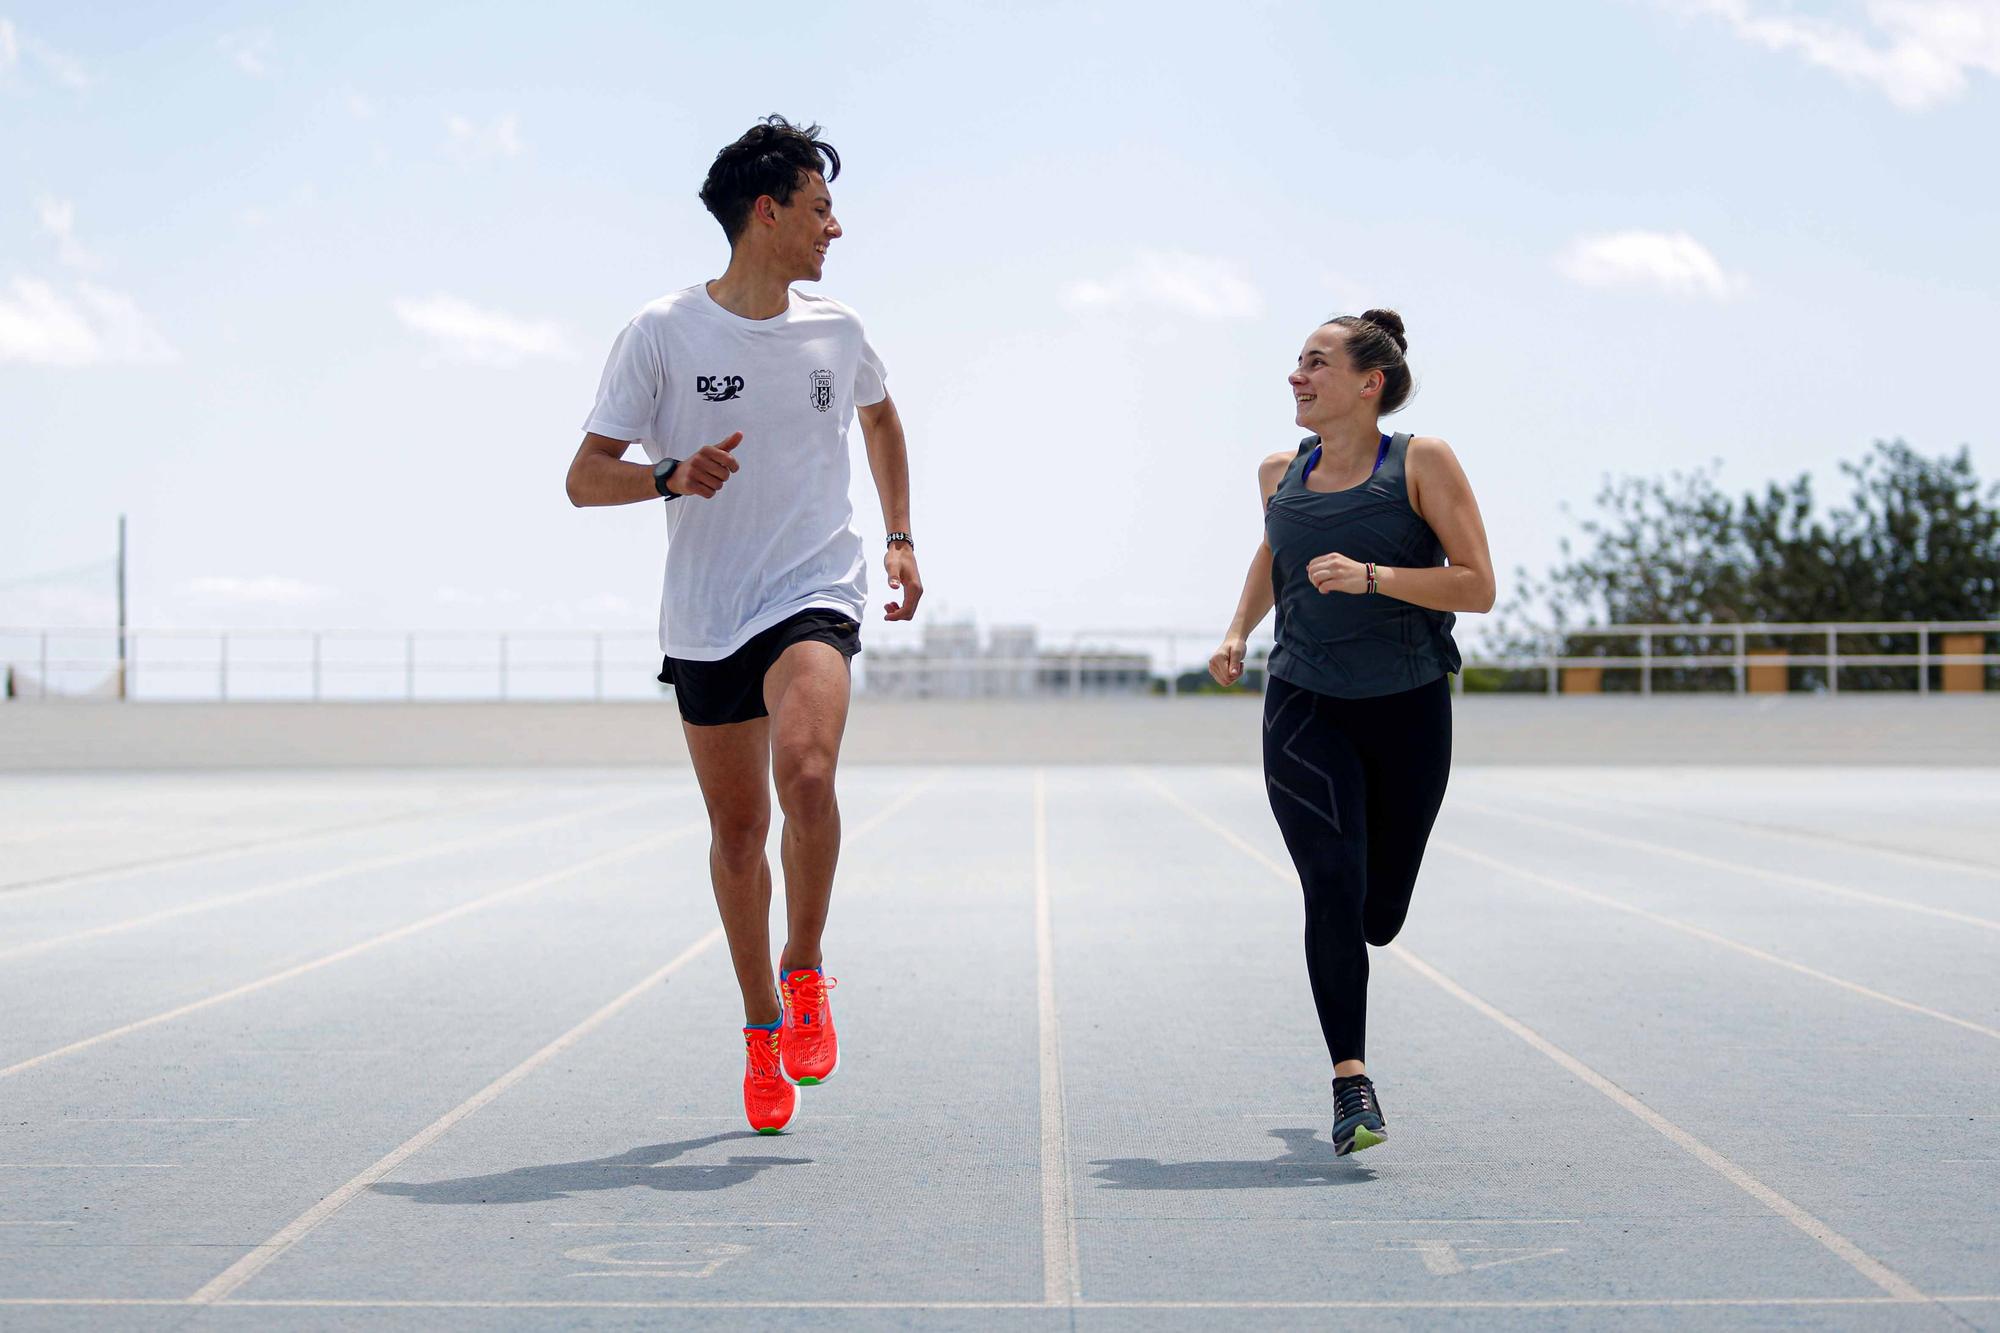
left=742, top=1026, right=797, bottom=1134
left=779, top=967, right=839, bottom=1085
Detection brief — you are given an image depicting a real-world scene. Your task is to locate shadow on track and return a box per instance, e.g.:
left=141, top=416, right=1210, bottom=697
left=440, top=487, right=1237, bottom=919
left=1089, top=1128, right=1374, bottom=1190
left=371, top=1132, right=812, bottom=1204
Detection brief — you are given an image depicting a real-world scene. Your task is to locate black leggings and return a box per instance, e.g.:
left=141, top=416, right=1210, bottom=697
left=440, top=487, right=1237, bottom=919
left=1261, top=673, right=1452, bottom=1066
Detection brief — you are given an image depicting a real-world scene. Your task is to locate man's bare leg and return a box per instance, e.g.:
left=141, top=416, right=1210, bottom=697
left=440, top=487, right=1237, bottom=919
left=683, top=716, right=781, bottom=1026
left=762, top=640, right=852, bottom=975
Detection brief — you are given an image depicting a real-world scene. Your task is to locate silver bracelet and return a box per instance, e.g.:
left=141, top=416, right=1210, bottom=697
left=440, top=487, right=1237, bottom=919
left=887, top=531, right=914, bottom=549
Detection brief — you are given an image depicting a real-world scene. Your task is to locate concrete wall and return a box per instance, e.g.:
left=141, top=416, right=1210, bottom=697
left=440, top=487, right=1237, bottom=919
left=3, top=696, right=1997, bottom=769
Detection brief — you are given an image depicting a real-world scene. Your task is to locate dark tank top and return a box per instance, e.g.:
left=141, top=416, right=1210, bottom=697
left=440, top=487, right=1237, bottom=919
left=1264, top=431, right=1462, bottom=699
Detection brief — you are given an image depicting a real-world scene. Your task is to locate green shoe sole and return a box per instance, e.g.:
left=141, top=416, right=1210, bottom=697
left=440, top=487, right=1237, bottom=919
left=794, top=1077, right=822, bottom=1086
left=756, top=1126, right=784, bottom=1135
left=1350, top=1125, right=1386, bottom=1152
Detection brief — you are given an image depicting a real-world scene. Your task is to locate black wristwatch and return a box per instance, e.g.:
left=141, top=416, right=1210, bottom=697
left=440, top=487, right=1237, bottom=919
left=653, top=457, right=682, bottom=499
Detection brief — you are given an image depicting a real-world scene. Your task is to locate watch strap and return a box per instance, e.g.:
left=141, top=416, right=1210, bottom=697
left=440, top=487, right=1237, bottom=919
left=653, top=457, right=681, bottom=499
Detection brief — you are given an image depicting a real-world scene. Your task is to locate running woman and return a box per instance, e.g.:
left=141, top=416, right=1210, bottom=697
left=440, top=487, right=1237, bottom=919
left=1208, top=310, right=1493, bottom=1156
left=565, top=117, right=922, bottom=1134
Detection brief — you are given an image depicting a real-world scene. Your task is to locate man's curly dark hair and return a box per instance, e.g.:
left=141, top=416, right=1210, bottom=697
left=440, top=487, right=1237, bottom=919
left=698, top=115, right=842, bottom=244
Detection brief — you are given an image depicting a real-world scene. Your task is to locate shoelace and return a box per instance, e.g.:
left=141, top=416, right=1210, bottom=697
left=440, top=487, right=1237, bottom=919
left=1334, top=1079, right=1378, bottom=1122
left=782, top=972, right=837, bottom=1026
left=743, top=1029, right=782, bottom=1078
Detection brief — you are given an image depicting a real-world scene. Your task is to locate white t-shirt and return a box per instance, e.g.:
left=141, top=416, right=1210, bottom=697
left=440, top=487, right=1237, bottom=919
left=583, top=283, right=888, bottom=661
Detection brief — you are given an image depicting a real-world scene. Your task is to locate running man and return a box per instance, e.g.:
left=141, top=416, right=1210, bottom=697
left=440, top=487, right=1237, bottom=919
left=565, top=117, right=921, bottom=1134
left=1208, top=310, right=1493, bottom=1155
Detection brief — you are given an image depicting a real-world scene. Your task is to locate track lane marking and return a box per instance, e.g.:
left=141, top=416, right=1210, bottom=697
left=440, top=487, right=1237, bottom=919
left=1133, top=769, right=1930, bottom=1305
left=185, top=928, right=727, bottom=1305
left=185, top=775, right=934, bottom=1305
left=1435, top=839, right=2000, bottom=1043
left=1454, top=797, right=2000, bottom=932
left=0, top=792, right=664, bottom=962
left=1491, top=779, right=2000, bottom=883
left=0, top=787, right=540, bottom=897
left=0, top=827, right=696, bottom=1082
left=1034, top=770, right=1080, bottom=1307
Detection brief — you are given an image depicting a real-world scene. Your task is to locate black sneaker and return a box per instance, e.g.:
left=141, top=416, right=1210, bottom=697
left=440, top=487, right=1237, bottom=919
left=1332, top=1075, right=1387, bottom=1156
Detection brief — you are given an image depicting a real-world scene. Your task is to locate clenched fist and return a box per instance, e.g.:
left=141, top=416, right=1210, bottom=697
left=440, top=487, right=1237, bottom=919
left=1208, top=637, right=1247, bottom=686
left=667, top=432, right=745, bottom=499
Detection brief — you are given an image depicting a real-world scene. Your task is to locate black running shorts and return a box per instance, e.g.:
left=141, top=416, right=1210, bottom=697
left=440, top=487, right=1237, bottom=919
left=659, top=609, right=861, bottom=727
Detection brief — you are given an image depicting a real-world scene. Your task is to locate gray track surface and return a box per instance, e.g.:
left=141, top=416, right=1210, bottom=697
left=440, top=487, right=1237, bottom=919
left=1, top=765, right=1995, bottom=1330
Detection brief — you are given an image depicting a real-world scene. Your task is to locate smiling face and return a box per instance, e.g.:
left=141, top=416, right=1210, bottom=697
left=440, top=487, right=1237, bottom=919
left=1288, top=326, right=1382, bottom=432
left=764, top=170, right=841, bottom=282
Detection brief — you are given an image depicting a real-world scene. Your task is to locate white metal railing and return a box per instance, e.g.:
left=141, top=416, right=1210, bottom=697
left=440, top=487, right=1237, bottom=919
left=1, top=621, right=1993, bottom=702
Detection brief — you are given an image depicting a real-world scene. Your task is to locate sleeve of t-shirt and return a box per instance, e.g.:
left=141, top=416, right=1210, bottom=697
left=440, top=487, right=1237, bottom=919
left=854, top=333, right=887, bottom=408
left=581, top=319, right=660, bottom=441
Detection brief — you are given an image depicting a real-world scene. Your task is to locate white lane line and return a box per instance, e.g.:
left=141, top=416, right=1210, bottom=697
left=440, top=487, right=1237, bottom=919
left=186, top=926, right=726, bottom=1306
left=0, top=793, right=663, bottom=963
left=187, top=773, right=932, bottom=1306
left=0, top=787, right=535, bottom=898
left=1034, top=770, right=1080, bottom=1308
left=1135, top=770, right=1931, bottom=1306
left=1502, top=781, right=2000, bottom=883
left=0, top=827, right=695, bottom=1083
left=1388, top=947, right=1928, bottom=1303
left=1454, top=798, right=2000, bottom=934
left=1437, top=839, right=2000, bottom=1043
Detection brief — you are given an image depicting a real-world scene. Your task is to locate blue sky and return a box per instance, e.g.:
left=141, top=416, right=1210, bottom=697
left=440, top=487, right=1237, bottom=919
left=3, top=0, right=1997, bottom=654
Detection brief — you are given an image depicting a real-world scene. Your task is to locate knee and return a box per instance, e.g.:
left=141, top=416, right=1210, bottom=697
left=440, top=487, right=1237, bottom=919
left=1362, top=900, right=1413, bottom=948
left=709, top=811, right=769, bottom=867
left=1362, top=921, right=1403, bottom=948
left=775, top=751, right=837, bottom=820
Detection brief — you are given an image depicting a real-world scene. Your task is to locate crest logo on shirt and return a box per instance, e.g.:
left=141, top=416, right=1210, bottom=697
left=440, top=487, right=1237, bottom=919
left=697, top=374, right=745, bottom=402
left=810, top=369, right=834, bottom=413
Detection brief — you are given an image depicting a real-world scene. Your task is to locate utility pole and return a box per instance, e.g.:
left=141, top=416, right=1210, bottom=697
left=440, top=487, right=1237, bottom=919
left=117, top=514, right=128, bottom=700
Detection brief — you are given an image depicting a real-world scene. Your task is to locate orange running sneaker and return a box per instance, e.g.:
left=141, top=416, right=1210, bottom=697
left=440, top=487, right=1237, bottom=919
left=779, top=967, right=839, bottom=1085
left=742, top=1025, right=797, bottom=1134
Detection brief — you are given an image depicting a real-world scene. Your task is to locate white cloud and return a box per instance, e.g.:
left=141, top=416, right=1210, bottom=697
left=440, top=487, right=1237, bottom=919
left=1681, top=0, right=2000, bottom=109
left=1557, top=230, right=1747, bottom=300
left=182, top=576, right=334, bottom=605
left=1061, top=250, right=1263, bottom=319
left=446, top=112, right=523, bottom=161
left=34, top=196, right=98, bottom=270
left=344, top=90, right=376, bottom=119
left=1, top=20, right=92, bottom=90
left=0, top=277, right=176, bottom=366
left=393, top=294, right=574, bottom=365
left=217, top=30, right=272, bottom=78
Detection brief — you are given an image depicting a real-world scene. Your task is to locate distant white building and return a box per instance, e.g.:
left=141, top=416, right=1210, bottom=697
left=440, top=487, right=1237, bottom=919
left=863, top=623, right=1152, bottom=697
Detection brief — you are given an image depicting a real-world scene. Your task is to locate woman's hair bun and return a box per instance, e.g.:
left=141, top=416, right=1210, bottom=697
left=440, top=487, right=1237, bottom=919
left=1359, top=308, right=1407, bottom=352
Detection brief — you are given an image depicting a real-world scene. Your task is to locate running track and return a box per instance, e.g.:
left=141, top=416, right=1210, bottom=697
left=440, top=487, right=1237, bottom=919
left=1, top=764, right=1995, bottom=1330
